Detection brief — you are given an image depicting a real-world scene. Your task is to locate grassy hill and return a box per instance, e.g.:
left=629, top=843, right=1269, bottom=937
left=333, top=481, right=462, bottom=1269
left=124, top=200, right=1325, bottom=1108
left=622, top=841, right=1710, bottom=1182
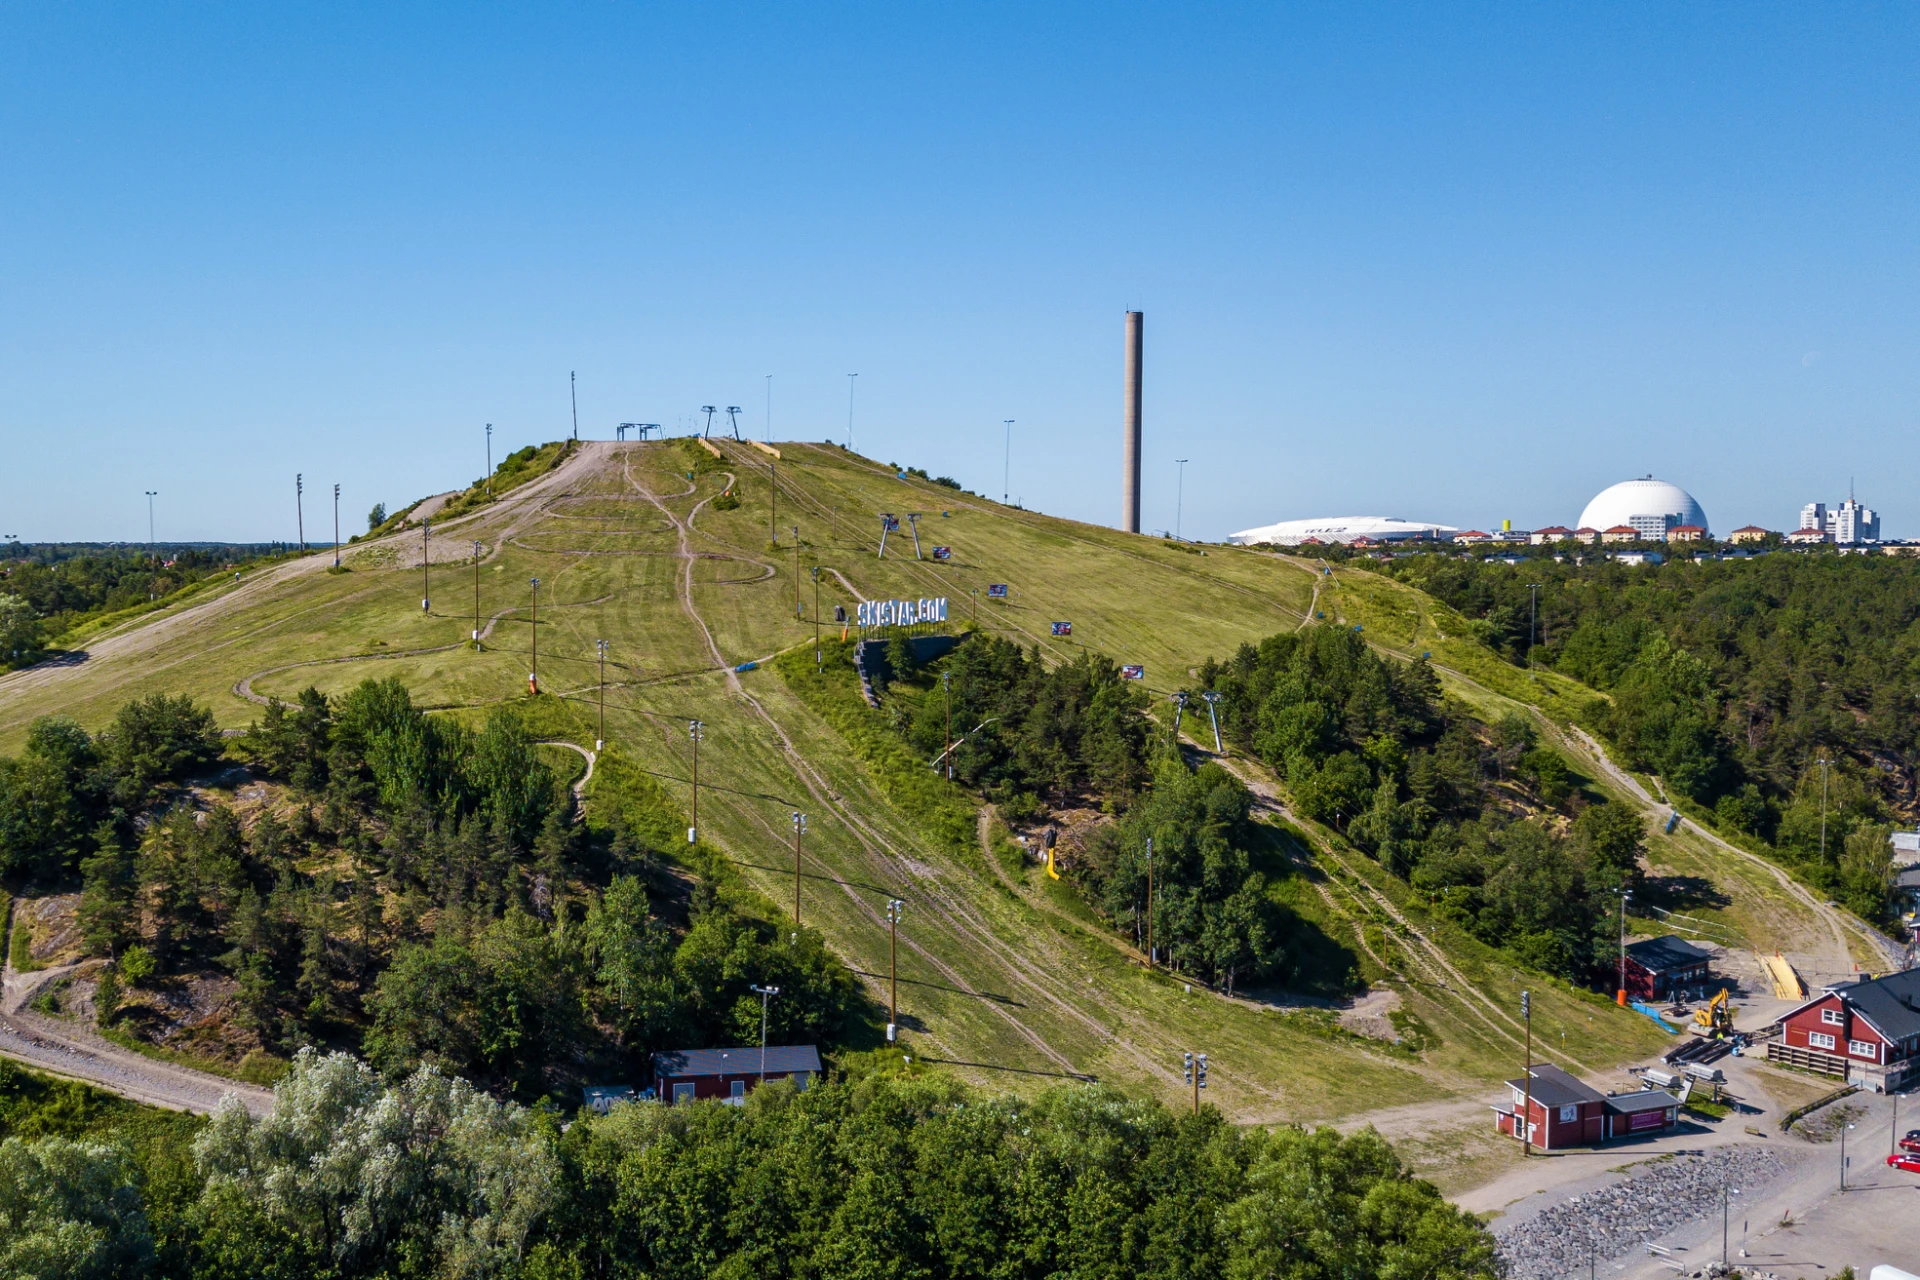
left=1, top=438, right=1717, bottom=1178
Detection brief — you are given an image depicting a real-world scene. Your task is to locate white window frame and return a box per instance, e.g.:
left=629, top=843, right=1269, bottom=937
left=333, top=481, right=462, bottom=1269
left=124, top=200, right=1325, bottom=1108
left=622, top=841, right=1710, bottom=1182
left=1809, top=1031, right=1837, bottom=1051
left=1849, top=1039, right=1879, bottom=1060
left=1821, top=1008, right=1845, bottom=1026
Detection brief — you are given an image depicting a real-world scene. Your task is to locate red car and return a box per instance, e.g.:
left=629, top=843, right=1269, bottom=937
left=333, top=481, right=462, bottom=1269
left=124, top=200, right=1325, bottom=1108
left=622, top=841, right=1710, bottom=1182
left=1887, top=1153, right=1920, bottom=1175
left=1899, top=1130, right=1920, bottom=1156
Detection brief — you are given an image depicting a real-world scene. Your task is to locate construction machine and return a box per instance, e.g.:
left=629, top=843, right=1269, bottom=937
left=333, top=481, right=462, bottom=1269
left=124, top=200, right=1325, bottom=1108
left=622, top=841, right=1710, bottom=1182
left=1693, top=988, right=1736, bottom=1037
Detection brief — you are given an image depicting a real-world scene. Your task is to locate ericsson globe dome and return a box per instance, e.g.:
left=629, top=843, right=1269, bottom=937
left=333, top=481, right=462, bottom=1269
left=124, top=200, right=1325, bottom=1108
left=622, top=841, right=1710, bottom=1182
left=1577, top=478, right=1709, bottom=538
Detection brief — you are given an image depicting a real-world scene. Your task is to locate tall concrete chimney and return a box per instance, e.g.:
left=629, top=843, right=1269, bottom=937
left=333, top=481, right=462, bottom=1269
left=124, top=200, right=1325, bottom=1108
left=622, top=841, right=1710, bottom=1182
left=1122, top=310, right=1142, bottom=533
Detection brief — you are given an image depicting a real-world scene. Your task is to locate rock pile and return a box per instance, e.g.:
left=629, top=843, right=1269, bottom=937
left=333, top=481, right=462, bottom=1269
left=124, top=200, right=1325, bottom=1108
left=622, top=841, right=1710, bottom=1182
left=1495, top=1146, right=1789, bottom=1280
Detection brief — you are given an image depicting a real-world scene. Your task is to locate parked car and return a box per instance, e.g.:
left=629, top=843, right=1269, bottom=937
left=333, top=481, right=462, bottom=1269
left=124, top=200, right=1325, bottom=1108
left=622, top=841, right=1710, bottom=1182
left=1887, top=1153, right=1920, bottom=1175
left=1899, top=1130, right=1920, bottom=1156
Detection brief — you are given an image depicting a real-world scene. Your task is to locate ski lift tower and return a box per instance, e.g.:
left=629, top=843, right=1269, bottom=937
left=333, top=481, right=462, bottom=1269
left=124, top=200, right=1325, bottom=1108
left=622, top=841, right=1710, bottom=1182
left=907, top=513, right=924, bottom=559
left=1200, top=691, right=1224, bottom=753
left=725, top=407, right=743, bottom=440
left=701, top=406, right=718, bottom=437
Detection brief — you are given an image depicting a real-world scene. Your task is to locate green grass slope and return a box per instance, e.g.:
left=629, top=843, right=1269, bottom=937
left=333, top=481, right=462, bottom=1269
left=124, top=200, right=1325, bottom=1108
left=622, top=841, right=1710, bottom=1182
left=0, top=440, right=1682, bottom=1130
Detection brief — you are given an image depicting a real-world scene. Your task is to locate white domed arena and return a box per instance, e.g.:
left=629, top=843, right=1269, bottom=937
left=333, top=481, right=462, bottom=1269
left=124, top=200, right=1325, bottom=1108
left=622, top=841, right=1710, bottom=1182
left=1577, top=477, right=1709, bottom=538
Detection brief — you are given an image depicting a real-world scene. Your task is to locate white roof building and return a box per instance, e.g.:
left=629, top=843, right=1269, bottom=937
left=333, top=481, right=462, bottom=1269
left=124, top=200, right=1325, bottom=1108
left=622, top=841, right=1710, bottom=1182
left=1577, top=478, right=1710, bottom=540
left=1227, top=516, right=1457, bottom=546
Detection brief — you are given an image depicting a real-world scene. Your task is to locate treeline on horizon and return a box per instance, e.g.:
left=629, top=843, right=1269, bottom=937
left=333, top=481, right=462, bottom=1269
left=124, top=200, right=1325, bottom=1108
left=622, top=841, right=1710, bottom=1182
left=0, top=1048, right=1499, bottom=1280
left=1377, top=552, right=1908, bottom=919
left=0, top=680, right=860, bottom=1097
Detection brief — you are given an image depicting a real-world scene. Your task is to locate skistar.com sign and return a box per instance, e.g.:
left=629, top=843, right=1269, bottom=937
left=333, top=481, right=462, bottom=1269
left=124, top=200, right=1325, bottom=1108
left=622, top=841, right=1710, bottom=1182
left=856, top=597, right=949, bottom=627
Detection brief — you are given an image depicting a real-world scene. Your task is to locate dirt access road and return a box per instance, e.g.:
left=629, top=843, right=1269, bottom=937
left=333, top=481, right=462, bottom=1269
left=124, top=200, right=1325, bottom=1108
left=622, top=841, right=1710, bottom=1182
left=1, top=935, right=272, bottom=1115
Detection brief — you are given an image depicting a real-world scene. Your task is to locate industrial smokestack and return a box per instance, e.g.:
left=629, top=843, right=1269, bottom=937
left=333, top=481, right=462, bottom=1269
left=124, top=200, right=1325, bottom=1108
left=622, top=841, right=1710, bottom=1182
left=1122, top=310, right=1143, bottom=532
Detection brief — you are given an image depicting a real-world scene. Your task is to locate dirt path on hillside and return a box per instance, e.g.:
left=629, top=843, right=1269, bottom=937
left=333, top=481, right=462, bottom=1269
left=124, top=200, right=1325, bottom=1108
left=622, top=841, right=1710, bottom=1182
left=1, top=903, right=272, bottom=1115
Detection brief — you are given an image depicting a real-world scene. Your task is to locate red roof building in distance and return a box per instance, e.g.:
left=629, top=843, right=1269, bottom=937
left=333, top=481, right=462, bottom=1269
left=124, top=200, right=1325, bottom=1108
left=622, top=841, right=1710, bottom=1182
left=1666, top=525, right=1707, bottom=543
left=1530, top=525, right=1573, bottom=544
left=1571, top=527, right=1602, bottom=544
left=1786, top=526, right=1829, bottom=545
left=1601, top=525, right=1639, bottom=544
left=1729, top=525, right=1771, bottom=545
left=1348, top=535, right=1377, bottom=547
left=1298, top=536, right=1323, bottom=546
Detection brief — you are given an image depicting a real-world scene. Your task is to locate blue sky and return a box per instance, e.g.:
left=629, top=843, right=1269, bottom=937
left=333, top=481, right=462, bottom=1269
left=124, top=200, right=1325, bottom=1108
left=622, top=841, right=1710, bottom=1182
left=3, top=4, right=1917, bottom=542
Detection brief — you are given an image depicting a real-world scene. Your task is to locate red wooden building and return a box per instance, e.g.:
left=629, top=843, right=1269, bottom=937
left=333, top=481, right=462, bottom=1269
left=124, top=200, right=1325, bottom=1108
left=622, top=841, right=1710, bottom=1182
left=1494, top=1064, right=1682, bottom=1148
left=1622, top=935, right=1713, bottom=1001
left=1770, top=969, right=1920, bottom=1093
left=653, top=1045, right=822, bottom=1105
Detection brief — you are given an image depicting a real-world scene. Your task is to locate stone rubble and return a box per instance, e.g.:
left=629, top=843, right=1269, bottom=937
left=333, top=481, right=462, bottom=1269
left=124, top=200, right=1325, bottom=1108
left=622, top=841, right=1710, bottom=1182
left=1494, top=1146, right=1789, bottom=1280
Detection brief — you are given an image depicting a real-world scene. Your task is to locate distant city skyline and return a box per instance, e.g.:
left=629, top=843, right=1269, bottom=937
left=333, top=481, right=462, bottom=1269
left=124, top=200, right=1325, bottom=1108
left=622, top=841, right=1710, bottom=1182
left=3, top=6, right=1917, bottom=542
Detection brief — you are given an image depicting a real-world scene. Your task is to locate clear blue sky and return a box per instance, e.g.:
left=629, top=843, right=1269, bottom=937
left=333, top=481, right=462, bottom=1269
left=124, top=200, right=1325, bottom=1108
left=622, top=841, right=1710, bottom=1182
left=4, top=5, right=1917, bottom=543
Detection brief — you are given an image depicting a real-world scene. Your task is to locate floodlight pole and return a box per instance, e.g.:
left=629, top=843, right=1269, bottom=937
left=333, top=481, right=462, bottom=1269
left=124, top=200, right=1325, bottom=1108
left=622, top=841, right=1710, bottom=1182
left=596, top=639, right=610, bottom=750
left=486, top=424, right=493, bottom=498
left=296, top=474, right=305, bottom=551
left=333, top=484, right=341, bottom=567
left=570, top=371, right=578, bottom=441
left=846, top=374, right=858, bottom=451
left=812, top=567, right=822, bottom=670
left=943, top=671, right=953, bottom=780
left=1818, top=755, right=1832, bottom=864
left=793, top=527, right=801, bottom=616
left=422, top=520, right=431, bottom=612
left=770, top=461, right=778, bottom=544
left=751, top=984, right=780, bottom=1086
left=528, top=576, right=540, bottom=693
left=472, top=542, right=483, bottom=644
left=1003, top=420, right=1013, bottom=504
left=1527, top=583, right=1542, bottom=677
left=1617, top=890, right=1632, bottom=1005
left=1521, top=989, right=1533, bottom=1157
left=886, top=899, right=905, bottom=1041
left=1175, top=459, right=1189, bottom=540
left=1145, top=837, right=1154, bottom=966
left=688, top=720, right=704, bottom=842
left=791, top=811, right=807, bottom=924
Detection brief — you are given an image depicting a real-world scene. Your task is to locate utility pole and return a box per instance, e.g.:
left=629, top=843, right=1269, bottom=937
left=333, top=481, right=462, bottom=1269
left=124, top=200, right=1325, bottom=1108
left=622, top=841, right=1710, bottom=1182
left=421, top=520, right=431, bottom=612
left=1723, top=1184, right=1739, bottom=1268
left=296, top=474, right=305, bottom=551
left=793, top=527, right=801, bottom=616
left=942, top=671, right=953, bottom=780
left=1617, top=889, right=1632, bottom=1005
left=846, top=373, right=858, bottom=451
left=687, top=720, right=704, bottom=843
left=472, top=542, right=483, bottom=645
left=1526, top=583, right=1542, bottom=677
left=1183, top=1052, right=1208, bottom=1114
left=570, top=371, right=578, bottom=441
left=751, top=984, right=780, bottom=1086
left=770, top=462, right=778, bottom=544
left=485, top=424, right=493, bottom=497
left=812, top=567, right=822, bottom=670
left=1818, top=755, right=1832, bottom=864
left=1520, top=989, right=1533, bottom=1157
left=1003, top=419, right=1014, bottom=505
left=886, top=898, right=905, bottom=1042
left=1145, top=836, right=1154, bottom=966
left=528, top=576, right=539, bottom=694
left=791, top=811, right=807, bottom=924
left=596, top=639, right=610, bottom=750
left=332, top=484, right=341, bottom=567
left=1175, top=459, right=1189, bottom=540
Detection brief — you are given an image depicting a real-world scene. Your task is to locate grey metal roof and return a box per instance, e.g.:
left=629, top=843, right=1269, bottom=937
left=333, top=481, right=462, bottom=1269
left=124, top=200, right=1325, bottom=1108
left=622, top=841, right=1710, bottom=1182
left=1605, top=1089, right=1677, bottom=1114
left=1625, top=935, right=1713, bottom=974
left=654, top=1045, right=823, bottom=1078
left=1842, top=968, right=1920, bottom=1044
left=1504, top=1063, right=1606, bottom=1108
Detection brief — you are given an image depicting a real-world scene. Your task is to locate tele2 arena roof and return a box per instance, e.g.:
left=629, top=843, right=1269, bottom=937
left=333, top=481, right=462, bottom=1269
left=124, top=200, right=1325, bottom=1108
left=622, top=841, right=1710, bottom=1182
left=1227, top=516, right=1458, bottom=546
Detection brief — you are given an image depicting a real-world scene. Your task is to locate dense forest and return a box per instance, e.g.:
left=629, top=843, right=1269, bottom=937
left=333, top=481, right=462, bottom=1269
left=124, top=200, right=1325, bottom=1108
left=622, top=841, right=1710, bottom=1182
left=0, top=1049, right=1497, bottom=1280
left=0, top=544, right=274, bottom=669
left=0, top=680, right=858, bottom=1095
left=1198, top=627, right=1649, bottom=982
left=1376, top=552, right=1907, bottom=918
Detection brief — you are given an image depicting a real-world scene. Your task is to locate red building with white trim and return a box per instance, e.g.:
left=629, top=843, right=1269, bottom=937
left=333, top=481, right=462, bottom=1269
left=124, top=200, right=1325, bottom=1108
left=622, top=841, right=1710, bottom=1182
left=1770, top=969, right=1920, bottom=1092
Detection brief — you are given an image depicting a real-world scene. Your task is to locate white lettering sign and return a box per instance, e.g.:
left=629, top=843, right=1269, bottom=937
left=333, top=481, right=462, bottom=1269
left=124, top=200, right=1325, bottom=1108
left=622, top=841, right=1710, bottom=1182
left=856, top=597, right=949, bottom=627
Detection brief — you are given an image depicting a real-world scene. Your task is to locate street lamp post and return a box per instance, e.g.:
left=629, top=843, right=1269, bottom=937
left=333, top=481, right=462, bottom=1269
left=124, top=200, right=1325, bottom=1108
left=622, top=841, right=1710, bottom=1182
left=886, top=898, right=905, bottom=1042
left=472, top=542, right=483, bottom=644
left=1175, top=459, right=1188, bottom=540
left=1617, top=889, right=1632, bottom=1005
left=750, top=984, right=781, bottom=1087
left=792, top=526, right=801, bottom=616
left=333, top=484, right=341, bottom=568
left=1723, top=1185, right=1740, bottom=1267
left=485, top=424, right=493, bottom=498
left=812, top=566, right=822, bottom=670
left=296, top=474, right=305, bottom=552
left=596, top=639, right=610, bottom=750
left=791, top=811, right=807, bottom=925
left=687, top=720, right=704, bottom=843
left=1521, top=989, right=1533, bottom=1157
left=1841, top=1121, right=1855, bottom=1190
left=528, top=576, right=539, bottom=693
left=422, top=520, right=431, bottom=612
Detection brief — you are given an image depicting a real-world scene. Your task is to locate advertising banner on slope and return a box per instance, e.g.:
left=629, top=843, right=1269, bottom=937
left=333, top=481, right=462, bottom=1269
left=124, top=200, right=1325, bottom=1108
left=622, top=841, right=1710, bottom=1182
left=856, top=597, right=949, bottom=627
left=1121, top=665, right=1144, bottom=680
left=987, top=584, right=1009, bottom=599
left=1051, top=621, right=1072, bottom=636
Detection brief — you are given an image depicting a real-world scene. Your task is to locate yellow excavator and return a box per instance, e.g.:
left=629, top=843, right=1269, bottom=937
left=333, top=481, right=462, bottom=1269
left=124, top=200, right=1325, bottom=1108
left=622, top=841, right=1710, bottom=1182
left=1693, top=988, right=1737, bottom=1037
